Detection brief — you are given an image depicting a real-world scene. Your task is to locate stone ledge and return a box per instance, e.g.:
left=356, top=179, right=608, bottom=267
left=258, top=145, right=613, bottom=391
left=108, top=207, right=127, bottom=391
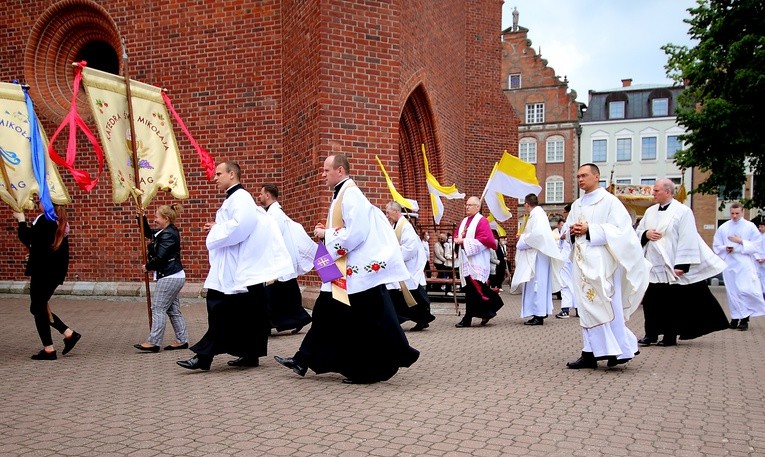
left=0, top=280, right=323, bottom=306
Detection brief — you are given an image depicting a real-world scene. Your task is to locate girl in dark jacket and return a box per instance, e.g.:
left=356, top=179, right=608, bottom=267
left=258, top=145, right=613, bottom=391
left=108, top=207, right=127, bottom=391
left=14, top=204, right=80, bottom=360
left=134, top=204, right=189, bottom=352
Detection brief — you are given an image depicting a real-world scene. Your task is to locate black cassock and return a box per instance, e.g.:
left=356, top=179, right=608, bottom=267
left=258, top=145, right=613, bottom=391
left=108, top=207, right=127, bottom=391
left=292, top=285, right=420, bottom=383
left=265, top=278, right=312, bottom=332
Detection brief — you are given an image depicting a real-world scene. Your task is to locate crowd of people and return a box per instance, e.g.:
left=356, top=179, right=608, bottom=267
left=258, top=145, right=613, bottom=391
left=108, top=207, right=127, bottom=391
left=13, top=157, right=763, bottom=380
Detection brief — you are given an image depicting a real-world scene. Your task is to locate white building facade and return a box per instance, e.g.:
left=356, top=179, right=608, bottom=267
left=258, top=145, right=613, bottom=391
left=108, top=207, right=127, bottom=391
left=579, top=80, right=691, bottom=203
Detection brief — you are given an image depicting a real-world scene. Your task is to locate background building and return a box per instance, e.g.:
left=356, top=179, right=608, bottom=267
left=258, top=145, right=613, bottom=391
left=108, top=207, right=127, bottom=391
left=0, top=0, right=518, bottom=284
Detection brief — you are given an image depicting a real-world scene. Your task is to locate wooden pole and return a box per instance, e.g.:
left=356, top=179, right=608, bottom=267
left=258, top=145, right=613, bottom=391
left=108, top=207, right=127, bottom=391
left=121, top=37, right=153, bottom=329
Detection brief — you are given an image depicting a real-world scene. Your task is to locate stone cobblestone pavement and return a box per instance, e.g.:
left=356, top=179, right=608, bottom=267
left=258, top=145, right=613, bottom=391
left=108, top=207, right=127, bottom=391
left=1, top=287, right=763, bottom=456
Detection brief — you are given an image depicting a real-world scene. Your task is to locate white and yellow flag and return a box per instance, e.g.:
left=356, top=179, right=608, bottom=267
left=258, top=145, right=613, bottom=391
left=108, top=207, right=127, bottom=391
left=375, top=155, right=419, bottom=212
left=481, top=151, right=542, bottom=222
left=422, top=145, right=464, bottom=224
left=81, top=67, right=188, bottom=208
left=0, top=82, right=70, bottom=212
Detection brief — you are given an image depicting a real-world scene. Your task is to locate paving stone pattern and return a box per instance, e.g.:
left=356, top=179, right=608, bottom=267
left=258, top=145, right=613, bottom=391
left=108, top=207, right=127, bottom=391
left=0, top=288, right=762, bottom=456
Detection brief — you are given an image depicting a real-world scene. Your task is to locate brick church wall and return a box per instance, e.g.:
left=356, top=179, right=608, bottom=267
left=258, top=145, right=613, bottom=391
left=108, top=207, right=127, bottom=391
left=0, top=0, right=516, bottom=284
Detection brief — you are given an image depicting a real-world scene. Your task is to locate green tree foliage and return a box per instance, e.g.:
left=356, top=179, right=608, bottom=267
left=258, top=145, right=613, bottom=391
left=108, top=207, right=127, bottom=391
left=663, top=0, right=765, bottom=206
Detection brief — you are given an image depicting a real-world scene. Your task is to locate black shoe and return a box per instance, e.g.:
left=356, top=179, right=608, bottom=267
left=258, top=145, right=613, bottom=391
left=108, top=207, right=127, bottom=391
left=291, top=326, right=304, bottom=335
left=606, top=356, right=632, bottom=367
left=524, top=317, right=543, bottom=326
left=738, top=321, right=749, bottom=331
left=274, top=356, right=307, bottom=377
left=455, top=321, right=470, bottom=328
left=479, top=318, right=490, bottom=326
left=638, top=336, right=657, bottom=346
left=163, top=342, right=189, bottom=351
left=410, top=322, right=429, bottom=331
left=177, top=355, right=212, bottom=371
left=31, top=349, right=57, bottom=360
left=227, top=356, right=259, bottom=367
left=656, top=339, right=677, bottom=347
left=62, top=332, right=81, bottom=355
left=729, top=319, right=739, bottom=329
left=134, top=343, right=160, bottom=353
left=566, top=352, right=597, bottom=369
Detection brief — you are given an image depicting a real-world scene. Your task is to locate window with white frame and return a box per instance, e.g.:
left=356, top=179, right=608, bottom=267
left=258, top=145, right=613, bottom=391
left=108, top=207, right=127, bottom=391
left=519, top=138, right=537, bottom=163
left=641, top=178, right=656, bottom=185
left=609, top=101, right=625, bottom=119
left=652, top=98, right=669, bottom=116
left=509, top=73, right=521, bottom=89
left=545, top=177, right=564, bottom=204
left=641, top=136, right=657, bottom=160
left=616, top=178, right=632, bottom=184
left=546, top=136, right=564, bottom=163
left=598, top=180, right=608, bottom=188
left=616, top=138, right=632, bottom=161
left=525, top=103, right=544, bottom=124
left=667, top=135, right=682, bottom=159
left=592, top=139, right=607, bottom=162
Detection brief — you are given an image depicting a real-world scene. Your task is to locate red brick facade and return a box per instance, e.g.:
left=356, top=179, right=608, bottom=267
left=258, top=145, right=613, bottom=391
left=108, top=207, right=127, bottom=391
left=500, top=23, right=581, bottom=220
left=0, top=0, right=517, bottom=284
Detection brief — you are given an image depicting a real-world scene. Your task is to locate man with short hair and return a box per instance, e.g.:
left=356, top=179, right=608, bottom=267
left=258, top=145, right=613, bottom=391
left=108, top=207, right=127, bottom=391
left=384, top=201, right=436, bottom=331
left=636, top=178, right=728, bottom=347
left=274, top=154, right=419, bottom=384
left=565, top=163, right=650, bottom=369
left=258, top=183, right=316, bottom=334
left=511, top=193, right=564, bottom=326
left=178, top=161, right=294, bottom=371
left=713, top=202, right=765, bottom=331
left=454, top=196, right=504, bottom=327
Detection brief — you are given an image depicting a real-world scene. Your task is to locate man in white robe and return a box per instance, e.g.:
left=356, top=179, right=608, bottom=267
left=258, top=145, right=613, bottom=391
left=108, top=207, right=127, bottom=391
left=384, top=202, right=436, bottom=331
left=274, top=154, right=419, bottom=384
left=454, top=196, right=504, bottom=327
left=713, top=202, right=765, bottom=331
left=565, top=163, right=650, bottom=369
left=753, top=217, right=765, bottom=297
left=511, top=194, right=564, bottom=325
left=178, top=161, right=294, bottom=371
left=259, top=184, right=317, bottom=334
left=636, top=179, right=728, bottom=346
left=556, top=204, right=577, bottom=318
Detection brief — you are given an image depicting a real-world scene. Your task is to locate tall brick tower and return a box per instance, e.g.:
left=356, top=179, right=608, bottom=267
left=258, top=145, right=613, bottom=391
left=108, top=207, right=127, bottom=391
left=0, top=0, right=518, bottom=286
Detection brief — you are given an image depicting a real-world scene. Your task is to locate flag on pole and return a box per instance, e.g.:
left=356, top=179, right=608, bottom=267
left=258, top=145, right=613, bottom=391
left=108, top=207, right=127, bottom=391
left=0, top=82, right=70, bottom=217
left=375, top=155, right=418, bottom=212
left=481, top=151, right=541, bottom=222
left=80, top=66, right=191, bottom=208
left=486, top=213, right=506, bottom=237
left=422, top=144, right=464, bottom=224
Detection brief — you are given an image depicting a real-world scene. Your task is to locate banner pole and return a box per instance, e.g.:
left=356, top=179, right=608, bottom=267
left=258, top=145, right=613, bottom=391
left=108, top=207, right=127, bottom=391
left=121, top=37, right=153, bottom=330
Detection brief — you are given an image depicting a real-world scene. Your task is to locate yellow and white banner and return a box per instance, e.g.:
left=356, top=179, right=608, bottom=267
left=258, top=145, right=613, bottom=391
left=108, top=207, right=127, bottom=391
left=422, top=145, right=464, bottom=225
left=481, top=151, right=542, bottom=222
left=0, top=82, right=70, bottom=211
left=81, top=67, right=188, bottom=208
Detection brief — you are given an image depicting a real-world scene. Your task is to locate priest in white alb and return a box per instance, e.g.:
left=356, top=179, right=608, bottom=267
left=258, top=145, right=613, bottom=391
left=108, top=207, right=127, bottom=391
left=259, top=183, right=317, bottom=334
left=511, top=193, right=565, bottom=326
left=713, top=202, right=765, bottom=331
left=565, top=163, right=650, bottom=369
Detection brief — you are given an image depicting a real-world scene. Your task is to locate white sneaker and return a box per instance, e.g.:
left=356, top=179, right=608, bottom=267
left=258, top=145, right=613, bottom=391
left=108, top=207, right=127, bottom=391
left=446, top=292, right=454, bottom=297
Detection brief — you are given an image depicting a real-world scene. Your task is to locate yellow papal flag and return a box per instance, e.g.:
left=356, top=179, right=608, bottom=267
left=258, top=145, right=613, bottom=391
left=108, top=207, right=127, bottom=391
left=81, top=67, right=188, bottom=208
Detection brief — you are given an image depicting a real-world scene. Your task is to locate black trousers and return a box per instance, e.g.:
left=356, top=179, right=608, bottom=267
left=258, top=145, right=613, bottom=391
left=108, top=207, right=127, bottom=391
left=191, top=285, right=270, bottom=359
left=29, top=276, right=68, bottom=347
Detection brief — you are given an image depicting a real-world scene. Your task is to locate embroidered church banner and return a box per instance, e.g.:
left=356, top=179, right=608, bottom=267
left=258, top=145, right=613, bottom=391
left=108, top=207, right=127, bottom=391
left=81, top=67, right=188, bottom=207
left=0, top=82, right=71, bottom=212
